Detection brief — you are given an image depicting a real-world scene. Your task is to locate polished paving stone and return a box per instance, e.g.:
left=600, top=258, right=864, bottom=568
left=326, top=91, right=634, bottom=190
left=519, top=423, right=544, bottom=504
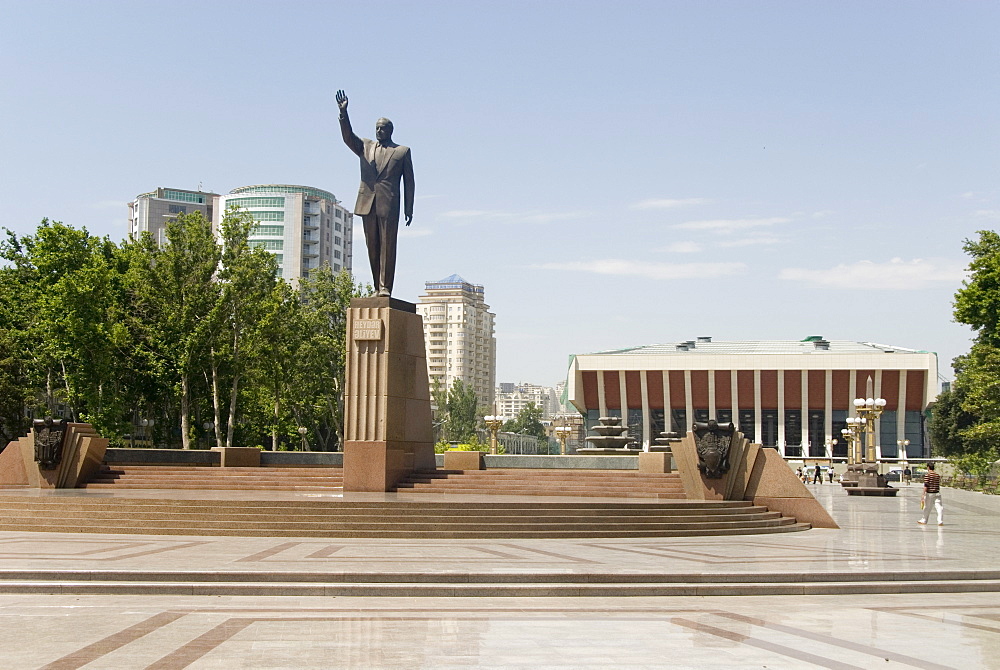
left=1, top=482, right=999, bottom=668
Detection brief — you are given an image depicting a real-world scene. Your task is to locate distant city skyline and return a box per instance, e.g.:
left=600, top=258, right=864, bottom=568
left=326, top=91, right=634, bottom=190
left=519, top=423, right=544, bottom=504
left=2, top=1, right=996, bottom=386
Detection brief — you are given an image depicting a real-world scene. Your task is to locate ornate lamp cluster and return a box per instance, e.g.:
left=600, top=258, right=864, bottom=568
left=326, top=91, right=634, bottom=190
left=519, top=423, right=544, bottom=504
left=553, top=424, right=573, bottom=455
left=849, top=396, right=887, bottom=463
left=483, top=415, right=504, bottom=455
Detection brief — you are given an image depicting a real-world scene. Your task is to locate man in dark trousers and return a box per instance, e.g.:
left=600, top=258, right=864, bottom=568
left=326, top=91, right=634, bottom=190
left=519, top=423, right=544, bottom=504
left=336, top=90, right=414, bottom=297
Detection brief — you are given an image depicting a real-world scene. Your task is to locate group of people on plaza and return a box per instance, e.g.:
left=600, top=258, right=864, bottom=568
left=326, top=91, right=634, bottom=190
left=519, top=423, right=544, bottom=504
left=795, top=462, right=944, bottom=526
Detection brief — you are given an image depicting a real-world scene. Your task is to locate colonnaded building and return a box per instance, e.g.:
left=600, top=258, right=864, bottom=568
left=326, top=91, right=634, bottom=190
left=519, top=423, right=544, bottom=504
left=566, top=336, right=939, bottom=460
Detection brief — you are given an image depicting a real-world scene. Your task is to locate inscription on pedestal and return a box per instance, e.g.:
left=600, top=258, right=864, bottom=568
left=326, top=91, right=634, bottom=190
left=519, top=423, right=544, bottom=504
left=352, top=319, right=384, bottom=341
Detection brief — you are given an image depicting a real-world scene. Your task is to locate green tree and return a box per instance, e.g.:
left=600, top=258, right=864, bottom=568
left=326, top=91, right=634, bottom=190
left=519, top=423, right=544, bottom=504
left=207, top=207, right=279, bottom=449
left=927, top=382, right=977, bottom=456
left=441, top=379, right=480, bottom=443
left=954, top=230, right=1000, bottom=348
left=939, top=230, right=1000, bottom=461
left=503, top=402, right=547, bottom=440
left=129, top=211, right=221, bottom=449
left=285, top=266, right=368, bottom=450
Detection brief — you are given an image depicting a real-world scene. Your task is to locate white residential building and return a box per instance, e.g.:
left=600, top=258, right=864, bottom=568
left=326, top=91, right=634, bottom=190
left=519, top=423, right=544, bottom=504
left=495, top=382, right=560, bottom=420
left=128, top=187, right=219, bottom=246
left=417, top=274, right=496, bottom=409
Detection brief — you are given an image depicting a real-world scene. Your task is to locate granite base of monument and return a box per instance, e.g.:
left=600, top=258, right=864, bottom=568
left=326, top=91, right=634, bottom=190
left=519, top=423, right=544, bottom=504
left=342, top=297, right=435, bottom=492
left=0, top=422, right=108, bottom=489
left=671, top=427, right=838, bottom=529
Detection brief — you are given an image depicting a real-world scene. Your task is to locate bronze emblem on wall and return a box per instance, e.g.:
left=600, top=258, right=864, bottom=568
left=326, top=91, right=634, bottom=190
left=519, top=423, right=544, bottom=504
left=33, top=417, right=69, bottom=470
left=693, top=419, right=734, bottom=479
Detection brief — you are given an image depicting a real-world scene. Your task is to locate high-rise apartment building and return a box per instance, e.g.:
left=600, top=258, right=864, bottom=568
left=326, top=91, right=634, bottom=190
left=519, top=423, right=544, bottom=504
left=417, top=274, right=496, bottom=409
left=128, top=187, right=219, bottom=246
left=215, top=185, right=353, bottom=283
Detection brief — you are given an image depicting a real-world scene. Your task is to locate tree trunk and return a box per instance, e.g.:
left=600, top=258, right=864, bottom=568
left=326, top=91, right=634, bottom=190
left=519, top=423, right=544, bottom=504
left=210, top=350, right=224, bottom=449
left=272, top=395, right=280, bottom=451
left=180, top=375, right=191, bottom=450
left=226, top=373, right=240, bottom=449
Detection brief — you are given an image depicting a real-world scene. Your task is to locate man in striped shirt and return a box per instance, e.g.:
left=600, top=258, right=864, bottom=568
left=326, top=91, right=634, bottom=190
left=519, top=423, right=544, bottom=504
left=918, top=462, right=944, bottom=526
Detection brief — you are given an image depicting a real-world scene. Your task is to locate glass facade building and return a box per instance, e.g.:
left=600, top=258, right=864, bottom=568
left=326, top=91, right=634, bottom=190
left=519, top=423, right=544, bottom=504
left=216, top=184, right=353, bottom=284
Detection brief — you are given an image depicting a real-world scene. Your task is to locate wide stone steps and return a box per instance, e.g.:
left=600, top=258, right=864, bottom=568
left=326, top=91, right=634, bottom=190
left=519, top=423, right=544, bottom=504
left=81, top=465, right=343, bottom=491
left=394, top=469, right=686, bottom=499
left=0, top=496, right=807, bottom=538
left=3, top=568, right=999, bottom=597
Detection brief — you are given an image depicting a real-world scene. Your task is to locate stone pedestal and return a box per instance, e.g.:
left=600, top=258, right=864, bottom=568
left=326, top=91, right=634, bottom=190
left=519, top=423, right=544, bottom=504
left=443, top=450, right=485, bottom=470
left=212, top=447, right=260, bottom=468
left=638, top=451, right=672, bottom=473
left=342, top=297, right=435, bottom=491
left=0, top=423, right=108, bottom=488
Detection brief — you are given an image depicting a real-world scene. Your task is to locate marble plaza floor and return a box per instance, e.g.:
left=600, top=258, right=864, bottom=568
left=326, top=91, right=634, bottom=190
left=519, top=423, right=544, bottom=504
left=1, top=482, right=999, bottom=669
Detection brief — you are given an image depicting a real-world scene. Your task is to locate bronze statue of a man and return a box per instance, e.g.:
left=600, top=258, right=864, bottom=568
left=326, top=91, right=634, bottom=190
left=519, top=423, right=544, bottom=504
left=336, top=90, right=414, bottom=297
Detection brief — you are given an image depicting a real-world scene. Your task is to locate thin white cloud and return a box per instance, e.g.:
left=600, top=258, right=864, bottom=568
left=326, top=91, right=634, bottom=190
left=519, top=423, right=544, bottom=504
left=657, top=241, right=702, bottom=253
left=973, top=210, right=1000, bottom=219
left=719, top=236, right=781, bottom=248
left=961, top=192, right=976, bottom=199
left=673, top=217, right=790, bottom=232
left=811, top=210, right=834, bottom=218
left=441, top=209, right=590, bottom=224
left=400, top=227, right=433, bottom=238
left=630, top=198, right=709, bottom=210
left=536, top=259, right=746, bottom=280
left=442, top=210, right=491, bottom=218
left=92, top=200, right=126, bottom=209
left=779, top=258, right=967, bottom=290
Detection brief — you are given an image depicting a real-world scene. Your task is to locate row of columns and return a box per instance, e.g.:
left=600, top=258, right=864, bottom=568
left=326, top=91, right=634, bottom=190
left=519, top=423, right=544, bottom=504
left=593, top=369, right=913, bottom=458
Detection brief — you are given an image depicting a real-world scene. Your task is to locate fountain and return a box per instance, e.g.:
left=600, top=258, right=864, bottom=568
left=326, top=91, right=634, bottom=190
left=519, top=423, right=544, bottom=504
left=576, top=416, right=641, bottom=454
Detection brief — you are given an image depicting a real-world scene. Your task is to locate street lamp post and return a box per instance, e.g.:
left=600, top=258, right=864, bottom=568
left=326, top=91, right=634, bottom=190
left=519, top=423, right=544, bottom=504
left=484, top=415, right=504, bottom=455
left=853, top=396, right=887, bottom=465
left=554, top=424, right=573, bottom=456
left=297, top=425, right=308, bottom=452
left=203, top=421, right=214, bottom=449
left=825, top=438, right=838, bottom=462
left=897, top=438, right=910, bottom=480
left=844, top=416, right=866, bottom=464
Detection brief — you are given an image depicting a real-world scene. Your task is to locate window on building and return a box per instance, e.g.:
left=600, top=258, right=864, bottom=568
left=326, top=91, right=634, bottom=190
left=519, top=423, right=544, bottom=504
left=832, top=410, right=849, bottom=458
left=808, top=411, right=825, bottom=457
left=785, top=410, right=802, bottom=456
left=739, top=410, right=755, bottom=442
left=761, top=410, right=778, bottom=448
left=335, top=236, right=341, bottom=245
left=670, top=409, right=687, bottom=434
left=250, top=239, right=283, bottom=251
left=168, top=204, right=187, bottom=214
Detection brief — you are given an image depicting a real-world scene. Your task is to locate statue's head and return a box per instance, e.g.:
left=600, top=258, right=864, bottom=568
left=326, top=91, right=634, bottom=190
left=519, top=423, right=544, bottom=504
left=375, top=117, right=393, bottom=143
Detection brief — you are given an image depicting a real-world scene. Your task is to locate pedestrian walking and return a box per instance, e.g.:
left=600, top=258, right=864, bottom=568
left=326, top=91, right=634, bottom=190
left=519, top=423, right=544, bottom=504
left=903, top=467, right=912, bottom=486
left=813, top=466, right=822, bottom=484
left=918, top=462, right=944, bottom=526
left=828, top=468, right=834, bottom=483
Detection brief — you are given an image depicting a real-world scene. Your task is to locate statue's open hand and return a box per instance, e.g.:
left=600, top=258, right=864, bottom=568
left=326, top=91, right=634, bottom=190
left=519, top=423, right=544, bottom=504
left=405, top=215, right=412, bottom=226
left=335, top=90, right=348, bottom=111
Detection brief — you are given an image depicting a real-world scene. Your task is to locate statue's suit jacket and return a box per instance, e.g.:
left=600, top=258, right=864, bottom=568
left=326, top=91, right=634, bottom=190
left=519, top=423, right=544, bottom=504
left=339, top=114, right=414, bottom=222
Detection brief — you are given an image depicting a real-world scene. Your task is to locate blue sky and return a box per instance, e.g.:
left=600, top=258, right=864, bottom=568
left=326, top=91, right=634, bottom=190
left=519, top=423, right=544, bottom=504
left=2, top=1, right=997, bottom=386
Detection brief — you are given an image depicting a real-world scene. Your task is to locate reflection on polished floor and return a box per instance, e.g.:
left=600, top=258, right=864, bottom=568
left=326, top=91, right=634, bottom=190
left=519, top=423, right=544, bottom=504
left=1, top=483, right=999, bottom=668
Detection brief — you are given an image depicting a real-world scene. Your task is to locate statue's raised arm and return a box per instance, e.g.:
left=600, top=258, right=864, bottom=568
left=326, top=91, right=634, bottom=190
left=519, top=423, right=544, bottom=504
left=336, top=90, right=364, bottom=158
